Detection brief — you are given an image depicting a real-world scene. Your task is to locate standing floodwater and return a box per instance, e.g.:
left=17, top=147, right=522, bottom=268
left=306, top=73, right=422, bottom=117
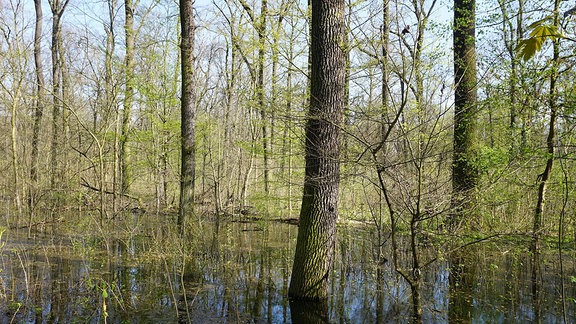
left=0, top=221, right=574, bottom=323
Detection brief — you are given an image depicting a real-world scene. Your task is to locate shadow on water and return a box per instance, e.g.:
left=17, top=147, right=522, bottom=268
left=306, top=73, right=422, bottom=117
left=0, top=219, right=575, bottom=323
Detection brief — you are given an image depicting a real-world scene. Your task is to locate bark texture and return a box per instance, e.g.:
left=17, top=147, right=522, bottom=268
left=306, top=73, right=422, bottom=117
left=289, top=0, right=345, bottom=300
left=178, top=0, right=196, bottom=226
left=451, top=0, right=478, bottom=228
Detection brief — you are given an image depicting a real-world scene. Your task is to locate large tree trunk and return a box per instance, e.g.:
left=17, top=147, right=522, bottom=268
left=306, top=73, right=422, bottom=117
left=289, top=0, right=346, bottom=300
left=178, top=0, right=196, bottom=227
left=451, top=0, right=478, bottom=229
left=121, top=0, right=135, bottom=194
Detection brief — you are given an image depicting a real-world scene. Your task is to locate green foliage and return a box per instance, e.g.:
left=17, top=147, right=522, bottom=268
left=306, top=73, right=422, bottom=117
left=9, top=301, right=22, bottom=312
left=516, top=16, right=563, bottom=61
left=101, top=283, right=109, bottom=298
left=474, top=145, right=509, bottom=175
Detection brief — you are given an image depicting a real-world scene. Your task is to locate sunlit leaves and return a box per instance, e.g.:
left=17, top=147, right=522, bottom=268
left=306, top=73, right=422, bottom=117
left=516, top=15, right=563, bottom=61
left=517, top=37, right=542, bottom=62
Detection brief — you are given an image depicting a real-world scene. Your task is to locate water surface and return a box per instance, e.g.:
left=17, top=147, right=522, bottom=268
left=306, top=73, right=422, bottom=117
left=0, top=220, right=574, bottom=323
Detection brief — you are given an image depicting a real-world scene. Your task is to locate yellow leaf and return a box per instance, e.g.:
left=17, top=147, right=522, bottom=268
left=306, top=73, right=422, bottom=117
left=530, top=25, right=559, bottom=38
left=516, top=38, right=543, bottom=61
left=528, top=15, right=553, bottom=30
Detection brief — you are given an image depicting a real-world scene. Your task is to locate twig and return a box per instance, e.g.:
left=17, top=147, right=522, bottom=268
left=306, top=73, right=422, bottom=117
left=80, top=178, right=141, bottom=203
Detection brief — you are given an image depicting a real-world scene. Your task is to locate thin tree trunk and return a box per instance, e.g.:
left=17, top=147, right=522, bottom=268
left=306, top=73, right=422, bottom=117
left=532, top=0, right=560, bottom=254
left=50, top=3, right=62, bottom=192
left=515, top=0, right=524, bottom=153
left=380, top=0, right=389, bottom=145
left=29, top=0, right=45, bottom=230
left=59, top=14, right=71, bottom=193
left=241, top=143, right=255, bottom=209
left=105, top=0, right=118, bottom=213
left=1, top=7, right=28, bottom=225
left=289, top=0, right=346, bottom=300
left=49, top=0, right=70, bottom=208
left=280, top=6, right=294, bottom=176
left=498, top=0, right=523, bottom=153
left=215, top=1, right=240, bottom=208
left=121, top=0, right=135, bottom=194
left=257, top=0, right=269, bottom=195
left=178, top=0, right=196, bottom=227
left=509, top=0, right=522, bottom=140
left=342, top=0, right=351, bottom=159
left=225, top=41, right=235, bottom=206
left=10, top=85, right=22, bottom=225
left=238, top=0, right=270, bottom=195
left=281, top=10, right=295, bottom=217
left=164, top=26, right=181, bottom=209
left=271, top=7, right=284, bottom=185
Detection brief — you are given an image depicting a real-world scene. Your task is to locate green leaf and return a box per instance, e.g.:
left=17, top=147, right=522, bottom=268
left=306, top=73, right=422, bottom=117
left=528, top=15, right=553, bottom=30
left=517, top=25, right=562, bottom=61
left=517, top=15, right=564, bottom=62
left=530, top=25, right=560, bottom=39
left=516, top=38, right=543, bottom=61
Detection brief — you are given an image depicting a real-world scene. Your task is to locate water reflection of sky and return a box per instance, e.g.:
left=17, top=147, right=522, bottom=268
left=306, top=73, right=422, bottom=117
left=1, top=223, right=575, bottom=323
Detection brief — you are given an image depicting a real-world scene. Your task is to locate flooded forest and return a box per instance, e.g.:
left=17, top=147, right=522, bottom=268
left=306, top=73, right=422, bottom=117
left=1, top=0, right=576, bottom=322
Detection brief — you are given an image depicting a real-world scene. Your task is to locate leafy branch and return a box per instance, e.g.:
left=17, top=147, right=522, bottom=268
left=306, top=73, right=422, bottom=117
left=517, top=12, right=576, bottom=61
left=516, top=16, right=562, bottom=61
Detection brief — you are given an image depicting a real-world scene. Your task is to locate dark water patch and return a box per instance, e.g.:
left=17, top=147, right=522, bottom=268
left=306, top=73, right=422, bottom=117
left=0, top=222, right=574, bottom=323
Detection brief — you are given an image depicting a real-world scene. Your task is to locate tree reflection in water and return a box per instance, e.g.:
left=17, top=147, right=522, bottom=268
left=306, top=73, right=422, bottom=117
left=0, top=222, right=573, bottom=323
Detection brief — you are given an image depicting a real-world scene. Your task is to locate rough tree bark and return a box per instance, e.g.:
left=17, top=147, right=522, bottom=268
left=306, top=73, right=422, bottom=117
left=178, top=0, right=196, bottom=227
left=451, top=0, right=478, bottom=229
left=289, top=0, right=346, bottom=300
